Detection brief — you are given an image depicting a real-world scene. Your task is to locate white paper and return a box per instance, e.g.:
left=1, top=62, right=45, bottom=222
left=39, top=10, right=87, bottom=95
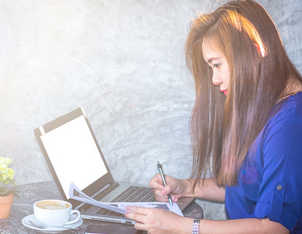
left=69, top=182, right=183, bottom=216
left=69, top=182, right=127, bottom=214
left=113, top=202, right=183, bottom=216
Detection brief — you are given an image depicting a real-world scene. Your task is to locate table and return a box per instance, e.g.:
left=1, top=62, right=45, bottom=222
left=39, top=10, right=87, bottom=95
left=0, top=181, right=203, bottom=234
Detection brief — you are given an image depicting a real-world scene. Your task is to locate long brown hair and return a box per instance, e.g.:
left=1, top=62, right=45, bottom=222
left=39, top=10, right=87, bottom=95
left=185, top=0, right=302, bottom=187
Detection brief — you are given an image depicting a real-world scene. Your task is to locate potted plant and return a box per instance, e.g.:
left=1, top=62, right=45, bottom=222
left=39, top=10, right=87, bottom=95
left=0, top=157, right=19, bottom=219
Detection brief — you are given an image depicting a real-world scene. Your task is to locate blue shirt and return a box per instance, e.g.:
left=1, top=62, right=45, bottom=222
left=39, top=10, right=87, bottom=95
left=225, top=92, right=302, bottom=233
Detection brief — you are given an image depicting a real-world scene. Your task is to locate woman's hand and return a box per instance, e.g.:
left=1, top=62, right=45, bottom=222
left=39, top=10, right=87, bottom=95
left=124, top=206, right=192, bottom=234
left=149, top=174, right=187, bottom=203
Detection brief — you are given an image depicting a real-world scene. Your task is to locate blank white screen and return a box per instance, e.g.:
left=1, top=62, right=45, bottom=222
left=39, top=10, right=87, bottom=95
left=40, top=115, right=108, bottom=199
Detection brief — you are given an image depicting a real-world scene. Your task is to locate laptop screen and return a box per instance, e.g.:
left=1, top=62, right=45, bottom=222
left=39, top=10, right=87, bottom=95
left=40, top=115, right=108, bottom=199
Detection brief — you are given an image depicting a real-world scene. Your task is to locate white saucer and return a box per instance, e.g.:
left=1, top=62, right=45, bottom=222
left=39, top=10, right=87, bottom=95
left=22, top=214, right=83, bottom=232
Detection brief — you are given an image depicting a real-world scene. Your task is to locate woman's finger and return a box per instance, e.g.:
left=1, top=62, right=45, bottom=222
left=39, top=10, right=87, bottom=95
left=149, top=174, right=164, bottom=189
left=125, top=211, right=147, bottom=224
left=134, top=221, right=146, bottom=231
left=160, top=186, right=173, bottom=196
left=154, top=189, right=168, bottom=201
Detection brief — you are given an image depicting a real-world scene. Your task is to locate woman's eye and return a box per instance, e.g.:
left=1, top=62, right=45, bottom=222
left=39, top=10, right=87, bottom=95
left=213, top=63, right=220, bottom=68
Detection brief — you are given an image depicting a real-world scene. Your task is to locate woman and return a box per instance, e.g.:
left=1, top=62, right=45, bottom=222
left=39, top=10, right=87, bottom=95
left=125, top=0, right=302, bottom=233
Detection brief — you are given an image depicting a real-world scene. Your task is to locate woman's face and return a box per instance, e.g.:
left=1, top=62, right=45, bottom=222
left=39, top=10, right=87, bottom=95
left=202, top=39, right=230, bottom=96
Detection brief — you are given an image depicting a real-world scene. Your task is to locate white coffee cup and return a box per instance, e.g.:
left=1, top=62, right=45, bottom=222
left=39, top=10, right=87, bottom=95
left=33, top=200, right=80, bottom=227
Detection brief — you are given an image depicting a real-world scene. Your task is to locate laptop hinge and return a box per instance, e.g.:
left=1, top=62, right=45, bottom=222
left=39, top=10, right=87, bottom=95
left=94, top=182, right=120, bottom=201
left=90, top=183, right=111, bottom=199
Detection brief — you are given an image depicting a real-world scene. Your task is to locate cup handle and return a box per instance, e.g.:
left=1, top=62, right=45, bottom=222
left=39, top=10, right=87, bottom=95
left=65, top=210, right=81, bottom=225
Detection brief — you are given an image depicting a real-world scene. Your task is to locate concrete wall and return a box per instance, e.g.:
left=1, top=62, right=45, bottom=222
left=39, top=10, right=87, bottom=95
left=0, top=0, right=301, bottom=220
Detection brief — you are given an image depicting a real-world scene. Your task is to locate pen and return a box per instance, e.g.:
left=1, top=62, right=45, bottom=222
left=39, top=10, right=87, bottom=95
left=157, top=161, right=173, bottom=206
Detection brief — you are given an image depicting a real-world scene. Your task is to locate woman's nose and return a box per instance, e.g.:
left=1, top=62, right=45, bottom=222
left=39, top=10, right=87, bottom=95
left=212, top=72, right=222, bottom=86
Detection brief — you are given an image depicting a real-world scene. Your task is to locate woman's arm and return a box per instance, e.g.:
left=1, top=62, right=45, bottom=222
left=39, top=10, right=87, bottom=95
left=198, top=218, right=289, bottom=234
left=124, top=207, right=290, bottom=234
left=181, top=177, right=225, bottom=203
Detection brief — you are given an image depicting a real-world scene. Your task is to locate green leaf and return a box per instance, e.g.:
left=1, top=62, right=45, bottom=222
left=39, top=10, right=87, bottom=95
left=8, top=190, right=19, bottom=197
left=0, top=187, right=6, bottom=193
left=2, top=178, right=11, bottom=185
left=0, top=187, right=8, bottom=196
left=10, top=180, right=16, bottom=186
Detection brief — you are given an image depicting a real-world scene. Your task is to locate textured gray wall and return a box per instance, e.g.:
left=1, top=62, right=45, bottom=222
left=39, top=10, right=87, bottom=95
left=0, top=0, right=301, bottom=220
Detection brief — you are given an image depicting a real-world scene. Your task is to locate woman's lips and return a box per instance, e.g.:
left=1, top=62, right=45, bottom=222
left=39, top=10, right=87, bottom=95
left=221, top=90, right=228, bottom=96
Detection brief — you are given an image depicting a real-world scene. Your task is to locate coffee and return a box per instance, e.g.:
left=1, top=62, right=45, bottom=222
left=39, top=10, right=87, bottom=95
left=34, top=199, right=80, bottom=227
left=36, top=200, right=70, bottom=210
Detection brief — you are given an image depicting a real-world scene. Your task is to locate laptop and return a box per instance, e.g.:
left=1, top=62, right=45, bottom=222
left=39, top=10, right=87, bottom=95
left=34, top=107, right=195, bottom=225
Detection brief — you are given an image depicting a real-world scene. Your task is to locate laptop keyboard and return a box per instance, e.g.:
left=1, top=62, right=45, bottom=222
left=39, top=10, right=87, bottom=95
left=96, top=186, right=156, bottom=217
left=111, top=186, right=155, bottom=203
